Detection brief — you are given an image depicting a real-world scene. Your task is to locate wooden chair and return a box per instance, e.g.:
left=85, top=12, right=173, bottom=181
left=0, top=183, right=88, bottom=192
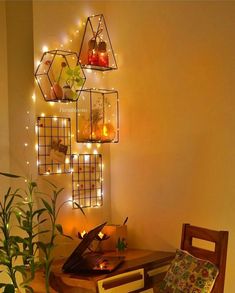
left=181, top=224, right=229, bottom=293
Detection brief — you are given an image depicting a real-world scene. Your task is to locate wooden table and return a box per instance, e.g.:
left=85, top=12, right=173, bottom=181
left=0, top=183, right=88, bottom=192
left=49, top=249, right=175, bottom=293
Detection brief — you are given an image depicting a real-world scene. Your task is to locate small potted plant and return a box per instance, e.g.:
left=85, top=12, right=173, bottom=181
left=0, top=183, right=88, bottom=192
left=63, top=65, right=84, bottom=101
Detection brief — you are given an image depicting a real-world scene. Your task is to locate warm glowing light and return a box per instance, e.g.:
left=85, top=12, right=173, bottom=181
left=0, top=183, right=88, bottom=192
left=81, top=230, right=87, bottom=238
left=93, top=149, right=98, bottom=155
left=84, top=155, right=90, bottom=163
left=37, top=160, right=39, bottom=166
left=24, top=143, right=28, bottom=147
left=53, top=117, right=58, bottom=121
left=86, top=143, right=92, bottom=149
left=41, top=113, right=45, bottom=117
left=73, top=154, right=78, bottom=160
left=35, top=60, right=41, bottom=67
left=26, top=126, right=29, bottom=130
left=26, top=161, right=30, bottom=165
left=35, top=144, right=38, bottom=151
left=35, top=125, right=38, bottom=134
left=32, top=93, right=36, bottom=102
left=49, top=102, right=55, bottom=106
left=57, top=168, right=62, bottom=174
left=98, top=232, right=104, bottom=239
left=65, top=158, right=70, bottom=164
left=96, top=143, right=101, bottom=148
left=42, top=45, right=48, bottom=52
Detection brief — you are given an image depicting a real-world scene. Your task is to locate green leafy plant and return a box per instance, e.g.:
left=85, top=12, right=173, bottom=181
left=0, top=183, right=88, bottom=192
left=0, top=186, right=22, bottom=292
left=64, top=66, right=83, bottom=94
left=0, top=172, right=85, bottom=293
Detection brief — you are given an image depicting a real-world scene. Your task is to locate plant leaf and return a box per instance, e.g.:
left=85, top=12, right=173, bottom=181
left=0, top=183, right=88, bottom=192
left=73, top=202, right=86, bottom=216
left=41, top=198, right=53, bottom=215
left=0, top=172, right=21, bottom=178
left=3, top=284, right=15, bottom=293
left=55, top=224, right=63, bottom=235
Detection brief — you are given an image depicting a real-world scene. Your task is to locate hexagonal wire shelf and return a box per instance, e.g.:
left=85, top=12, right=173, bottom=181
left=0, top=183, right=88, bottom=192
left=35, top=50, right=86, bottom=102
left=78, top=14, right=117, bottom=71
left=76, top=88, right=119, bottom=143
left=72, top=154, right=103, bottom=208
left=37, top=116, right=72, bottom=175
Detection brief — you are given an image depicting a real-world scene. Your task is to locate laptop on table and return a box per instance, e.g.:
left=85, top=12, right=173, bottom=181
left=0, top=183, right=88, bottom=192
left=62, top=222, right=125, bottom=274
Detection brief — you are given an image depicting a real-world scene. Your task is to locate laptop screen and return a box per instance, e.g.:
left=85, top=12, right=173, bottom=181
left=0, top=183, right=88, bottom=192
left=62, top=222, right=106, bottom=272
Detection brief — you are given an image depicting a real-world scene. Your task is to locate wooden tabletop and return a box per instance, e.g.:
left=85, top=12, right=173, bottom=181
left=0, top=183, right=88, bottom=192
left=50, top=249, right=175, bottom=292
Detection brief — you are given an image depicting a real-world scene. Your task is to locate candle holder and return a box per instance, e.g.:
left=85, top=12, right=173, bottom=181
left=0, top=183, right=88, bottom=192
left=78, top=14, right=117, bottom=71
left=78, top=230, right=88, bottom=239
left=76, top=88, right=119, bottom=143
left=35, top=50, right=86, bottom=102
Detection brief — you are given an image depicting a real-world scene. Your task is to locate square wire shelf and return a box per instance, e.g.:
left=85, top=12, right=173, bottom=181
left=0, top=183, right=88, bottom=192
left=72, top=154, right=103, bottom=208
left=37, top=116, right=72, bottom=175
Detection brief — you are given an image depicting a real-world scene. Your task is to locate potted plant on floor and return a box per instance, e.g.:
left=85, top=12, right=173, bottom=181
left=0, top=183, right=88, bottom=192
left=0, top=172, right=85, bottom=293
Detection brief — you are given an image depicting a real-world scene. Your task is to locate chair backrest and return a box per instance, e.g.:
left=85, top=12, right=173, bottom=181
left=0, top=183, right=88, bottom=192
left=181, top=224, right=228, bottom=293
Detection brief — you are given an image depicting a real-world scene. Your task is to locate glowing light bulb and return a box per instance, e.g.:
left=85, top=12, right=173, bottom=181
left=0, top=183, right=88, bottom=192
left=65, top=158, right=70, bottom=164
left=26, top=126, right=29, bottom=130
left=26, top=161, right=30, bottom=165
left=41, top=113, right=45, bottom=117
left=42, top=45, right=48, bottom=52
left=86, top=143, right=92, bottom=149
left=84, top=155, right=90, bottom=163
left=35, top=60, right=41, bottom=67
left=24, top=143, right=28, bottom=147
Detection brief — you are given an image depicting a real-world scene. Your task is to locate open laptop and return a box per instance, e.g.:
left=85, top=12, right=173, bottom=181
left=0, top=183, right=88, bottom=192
left=62, top=222, right=125, bottom=274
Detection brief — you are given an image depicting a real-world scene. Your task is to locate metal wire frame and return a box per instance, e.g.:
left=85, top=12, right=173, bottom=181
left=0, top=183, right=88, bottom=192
left=76, top=88, right=119, bottom=144
left=37, top=116, right=72, bottom=175
left=71, top=154, right=103, bottom=208
left=78, top=14, right=118, bottom=71
left=35, top=49, right=86, bottom=102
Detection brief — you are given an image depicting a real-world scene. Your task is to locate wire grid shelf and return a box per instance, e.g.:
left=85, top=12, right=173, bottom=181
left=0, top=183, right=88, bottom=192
left=37, top=116, right=72, bottom=175
left=72, top=154, right=103, bottom=208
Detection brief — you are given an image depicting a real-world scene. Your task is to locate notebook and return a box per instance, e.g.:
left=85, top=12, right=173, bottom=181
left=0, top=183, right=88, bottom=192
left=62, top=222, right=125, bottom=274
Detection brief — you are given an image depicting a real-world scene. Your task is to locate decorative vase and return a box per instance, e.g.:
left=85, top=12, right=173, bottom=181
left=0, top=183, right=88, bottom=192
left=98, top=41, right=109, bottom=67
left=50, top=82, right=63, bottom=100
left=63, top=85, right=74, bottom=100
left=88, top=39, right=99, bottom=66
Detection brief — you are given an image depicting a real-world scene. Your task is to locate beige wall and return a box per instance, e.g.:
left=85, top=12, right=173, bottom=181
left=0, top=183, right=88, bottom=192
left=0, top=1, right=10, bottom=191
left=107, top=2, right=235, bottom=292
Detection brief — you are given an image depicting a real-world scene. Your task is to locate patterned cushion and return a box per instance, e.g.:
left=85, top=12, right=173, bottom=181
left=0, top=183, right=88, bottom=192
left=160, top=249, right=219, bottom=293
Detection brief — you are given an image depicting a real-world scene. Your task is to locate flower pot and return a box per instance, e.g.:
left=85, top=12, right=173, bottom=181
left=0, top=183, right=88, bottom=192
left=63, top=85, right=75, bottom=100
left=50, top=83, right=63, bottom=100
